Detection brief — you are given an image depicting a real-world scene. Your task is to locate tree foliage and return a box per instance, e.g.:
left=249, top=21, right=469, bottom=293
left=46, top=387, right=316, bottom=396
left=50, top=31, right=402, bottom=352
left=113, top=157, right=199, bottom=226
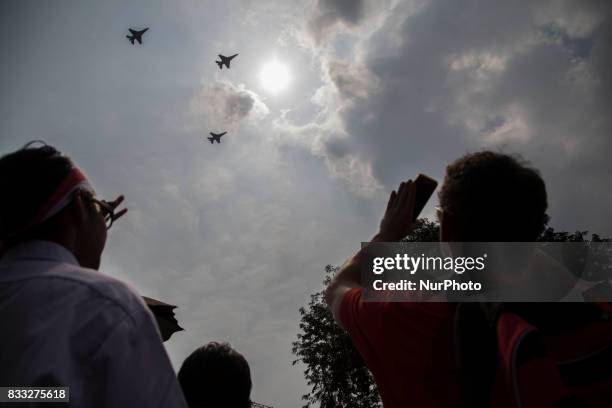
left=291, top=264, right=381, bottom=408
left=402, top=218, right=440, bottom=242
left=538, top=227, right=611, bottom=242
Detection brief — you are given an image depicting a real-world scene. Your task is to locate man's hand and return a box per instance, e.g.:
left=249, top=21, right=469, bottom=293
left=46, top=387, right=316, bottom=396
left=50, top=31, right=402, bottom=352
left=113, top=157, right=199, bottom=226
left=107, top=195, right=128, bottom=223
left=325, top=180, right=417, bottom=325
left=377, top=180, right=416, bottom=242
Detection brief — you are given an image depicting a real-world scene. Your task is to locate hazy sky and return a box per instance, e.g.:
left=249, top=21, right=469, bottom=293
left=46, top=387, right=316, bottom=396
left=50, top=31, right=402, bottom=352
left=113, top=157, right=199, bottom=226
left=1, top=0, right=611, bottom=406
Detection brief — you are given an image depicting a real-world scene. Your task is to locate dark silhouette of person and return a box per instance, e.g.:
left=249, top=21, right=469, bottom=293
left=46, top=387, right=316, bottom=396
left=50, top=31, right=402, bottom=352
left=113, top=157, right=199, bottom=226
left=324, top=151, right=549, bottom=408
left=178, top=342, right=252, bottom=408
left=0, top=141, right=187, bottom=407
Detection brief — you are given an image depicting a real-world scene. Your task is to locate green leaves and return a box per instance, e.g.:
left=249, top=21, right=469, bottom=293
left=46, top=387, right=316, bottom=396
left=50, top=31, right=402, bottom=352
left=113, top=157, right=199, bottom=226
left=292, top=265, right=381, bottom=408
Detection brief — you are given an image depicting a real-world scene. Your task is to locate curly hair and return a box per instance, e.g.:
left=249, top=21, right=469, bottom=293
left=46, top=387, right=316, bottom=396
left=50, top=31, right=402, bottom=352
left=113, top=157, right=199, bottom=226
left=178, top=342, right=252, bottom=408
left=438, top=151, right=548, bottom=241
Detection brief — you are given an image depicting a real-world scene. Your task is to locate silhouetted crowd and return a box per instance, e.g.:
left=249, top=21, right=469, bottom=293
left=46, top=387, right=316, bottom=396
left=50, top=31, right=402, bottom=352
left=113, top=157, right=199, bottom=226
left=1, top=142, right=611, bottom=407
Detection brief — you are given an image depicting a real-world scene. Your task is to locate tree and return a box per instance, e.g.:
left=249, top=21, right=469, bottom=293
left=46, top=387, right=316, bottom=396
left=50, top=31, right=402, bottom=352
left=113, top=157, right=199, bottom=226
left=292, top=219, right=610, bottom=407
left=292, top=265, right=380, bottom=408
left=537, top=227, right=611, bottom=242
left=402, top=218, right=440, bottom=242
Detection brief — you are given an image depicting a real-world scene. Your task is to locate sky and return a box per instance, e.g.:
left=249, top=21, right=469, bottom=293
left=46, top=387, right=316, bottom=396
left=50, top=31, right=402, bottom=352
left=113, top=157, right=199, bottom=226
left=1, top=0, right=611, bottom=406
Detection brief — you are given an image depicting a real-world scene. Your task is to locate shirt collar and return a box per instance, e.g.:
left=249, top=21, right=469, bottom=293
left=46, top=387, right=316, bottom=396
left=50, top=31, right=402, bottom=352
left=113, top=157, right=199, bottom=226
left=0, top=240, right=79, bottom=266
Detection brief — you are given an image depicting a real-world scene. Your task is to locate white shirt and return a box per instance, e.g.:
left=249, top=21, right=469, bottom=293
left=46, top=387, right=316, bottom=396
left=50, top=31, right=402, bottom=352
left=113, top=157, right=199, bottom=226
left=0, top=241, right=188, bottom=408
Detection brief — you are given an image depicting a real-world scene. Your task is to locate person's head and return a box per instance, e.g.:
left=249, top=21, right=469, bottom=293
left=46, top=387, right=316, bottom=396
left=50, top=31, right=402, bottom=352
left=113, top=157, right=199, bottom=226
left=437, top=151, right=548, bottom=242
left=0, top=141, right=111, bottom=268
left=178, top=342, right=252, bottom=408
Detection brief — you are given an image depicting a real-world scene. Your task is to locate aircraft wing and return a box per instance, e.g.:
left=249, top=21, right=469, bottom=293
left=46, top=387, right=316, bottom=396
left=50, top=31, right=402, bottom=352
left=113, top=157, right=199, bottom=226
left=137, top=37, right=143, bottom=44
left=129, top=29, right=137, bottom=34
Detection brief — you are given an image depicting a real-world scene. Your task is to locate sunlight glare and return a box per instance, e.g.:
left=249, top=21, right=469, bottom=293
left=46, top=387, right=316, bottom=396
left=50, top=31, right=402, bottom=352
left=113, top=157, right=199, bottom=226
left=260, top=60, right=291, bottom=94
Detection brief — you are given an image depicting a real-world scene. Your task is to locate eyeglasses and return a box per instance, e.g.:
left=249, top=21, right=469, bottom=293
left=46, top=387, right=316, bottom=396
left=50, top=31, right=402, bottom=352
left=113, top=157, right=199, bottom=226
left=88, top=197, right=116, bottom=230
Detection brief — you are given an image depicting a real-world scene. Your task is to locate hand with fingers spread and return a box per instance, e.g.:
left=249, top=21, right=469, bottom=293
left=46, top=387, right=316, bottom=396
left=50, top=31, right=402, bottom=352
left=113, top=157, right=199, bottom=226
left=87, top=194, right=128, bottom=230
left=107, top=195, right=128, bottom=224
left=377, top=180, right=417, bottom=242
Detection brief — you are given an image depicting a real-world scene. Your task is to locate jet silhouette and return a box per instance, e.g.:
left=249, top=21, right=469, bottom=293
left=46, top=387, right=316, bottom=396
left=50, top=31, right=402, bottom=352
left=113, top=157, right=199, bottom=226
left=127, top=28, right=149, bottom=45
left=215, top=54, right=238, bottom=69
left=208, top=132, right=227, bottom=144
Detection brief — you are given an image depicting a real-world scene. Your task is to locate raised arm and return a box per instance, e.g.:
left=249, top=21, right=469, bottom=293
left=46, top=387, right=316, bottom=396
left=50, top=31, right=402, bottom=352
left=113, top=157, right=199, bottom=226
left=324, top=180, right=417, bottom=325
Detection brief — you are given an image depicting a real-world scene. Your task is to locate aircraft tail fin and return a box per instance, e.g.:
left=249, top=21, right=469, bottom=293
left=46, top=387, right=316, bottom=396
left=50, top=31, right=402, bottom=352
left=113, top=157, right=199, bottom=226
left=216, top=61, right=223, bottom=69
left=127, top=36, right=135, bottom=44
left=208, top=138, right=214, bottom=144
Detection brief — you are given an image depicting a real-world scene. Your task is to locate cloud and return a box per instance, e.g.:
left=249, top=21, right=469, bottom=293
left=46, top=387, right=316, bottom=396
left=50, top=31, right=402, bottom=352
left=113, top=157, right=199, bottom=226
left=304, top=0, right=394, bottom=47
left=192, top=80, right=269, bottom=129
left=273, top=56, right=383, bottom=195
left=325, top=58, right=378, bottom=102
left=307, top=0, right=366, bottom=44
left=284, top=0, right=612, bottom=234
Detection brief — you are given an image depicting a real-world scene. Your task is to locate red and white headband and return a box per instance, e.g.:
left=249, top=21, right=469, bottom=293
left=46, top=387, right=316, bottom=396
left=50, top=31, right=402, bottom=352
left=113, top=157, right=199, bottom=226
left=32, top=167, right=94, bottom=226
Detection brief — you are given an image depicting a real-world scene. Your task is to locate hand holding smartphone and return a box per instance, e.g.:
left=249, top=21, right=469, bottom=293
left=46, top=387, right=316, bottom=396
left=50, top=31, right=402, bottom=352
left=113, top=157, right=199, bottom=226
left=412, top=174, right=438, bottom=221
left=378, top=174, right=438, bottom=241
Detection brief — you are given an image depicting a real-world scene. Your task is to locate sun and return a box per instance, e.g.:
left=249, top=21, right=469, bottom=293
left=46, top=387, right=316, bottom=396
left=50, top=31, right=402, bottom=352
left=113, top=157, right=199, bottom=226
left=260, top=60, right=291, bottom=94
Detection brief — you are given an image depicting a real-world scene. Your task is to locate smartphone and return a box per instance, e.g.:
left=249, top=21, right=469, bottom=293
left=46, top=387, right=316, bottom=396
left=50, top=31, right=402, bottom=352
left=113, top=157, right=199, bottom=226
left=412, top=174, right=438, bottom=221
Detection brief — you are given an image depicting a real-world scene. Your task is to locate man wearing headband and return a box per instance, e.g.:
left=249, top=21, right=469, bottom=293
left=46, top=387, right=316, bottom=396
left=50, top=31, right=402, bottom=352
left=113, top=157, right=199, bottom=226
left=0, top=142, right=187, bottom=407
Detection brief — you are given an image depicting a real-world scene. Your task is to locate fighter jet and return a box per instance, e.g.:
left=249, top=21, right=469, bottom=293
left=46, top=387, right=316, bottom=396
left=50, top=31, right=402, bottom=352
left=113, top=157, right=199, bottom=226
left=215, top=54, right=238, bottom=69
left=126, top=28, right=149, bottom=45
left=208, top=132, right=227, bottom=144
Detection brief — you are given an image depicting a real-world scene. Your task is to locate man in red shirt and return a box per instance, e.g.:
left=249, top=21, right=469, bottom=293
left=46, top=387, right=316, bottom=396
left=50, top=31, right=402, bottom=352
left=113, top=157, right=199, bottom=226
left=325, top=151, right=549, bottom=407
